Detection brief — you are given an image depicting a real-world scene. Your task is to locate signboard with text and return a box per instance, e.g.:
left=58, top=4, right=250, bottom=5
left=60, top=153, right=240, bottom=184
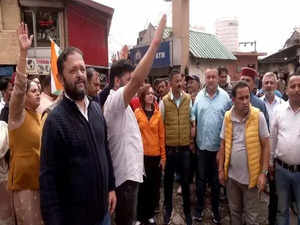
left=26, top=58, right=51, bottom=75
left=129, top=41, right=172, bottom=68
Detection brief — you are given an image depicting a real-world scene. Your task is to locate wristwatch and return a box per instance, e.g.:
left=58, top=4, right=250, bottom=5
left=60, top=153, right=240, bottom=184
left=261, top=169, right=268, bottom=176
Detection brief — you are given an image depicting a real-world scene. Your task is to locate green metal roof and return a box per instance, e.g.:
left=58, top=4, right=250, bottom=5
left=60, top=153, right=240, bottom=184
left=189, top=30, right=236, bottom=60
left=163, top=28, right=236, bottom=60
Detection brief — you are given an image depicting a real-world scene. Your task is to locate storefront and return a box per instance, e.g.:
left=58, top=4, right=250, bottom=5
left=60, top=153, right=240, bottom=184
left=0, top=0, right=113, bottom=77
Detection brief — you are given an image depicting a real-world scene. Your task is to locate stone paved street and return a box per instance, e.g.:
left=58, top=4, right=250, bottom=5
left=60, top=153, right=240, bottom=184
left=111, top=180, right=299, bottom=225
left=154, top=182, right=269, bottom=225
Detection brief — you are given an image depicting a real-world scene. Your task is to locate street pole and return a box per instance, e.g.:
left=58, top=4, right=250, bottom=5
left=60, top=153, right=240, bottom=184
left=169, top=0, right=190, bottom=74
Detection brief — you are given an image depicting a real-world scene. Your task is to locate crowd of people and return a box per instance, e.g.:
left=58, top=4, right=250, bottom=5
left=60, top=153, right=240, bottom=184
left=0, top=14, right=300, bottom=225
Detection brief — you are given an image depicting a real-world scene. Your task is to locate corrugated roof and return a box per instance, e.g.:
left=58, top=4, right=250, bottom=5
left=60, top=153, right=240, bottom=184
left=162, top=28, right=236, bottom=60
left=189, top=30, right=236, bottom=60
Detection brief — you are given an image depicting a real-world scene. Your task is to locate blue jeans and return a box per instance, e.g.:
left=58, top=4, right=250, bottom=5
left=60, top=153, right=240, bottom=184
left=276, top=164, right=300, bottom=225
left=96, top=212, right=110, bottom=225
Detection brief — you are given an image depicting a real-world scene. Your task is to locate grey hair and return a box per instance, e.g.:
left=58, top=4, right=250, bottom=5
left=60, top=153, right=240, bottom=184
left=262, top=72, right=277, bottom=82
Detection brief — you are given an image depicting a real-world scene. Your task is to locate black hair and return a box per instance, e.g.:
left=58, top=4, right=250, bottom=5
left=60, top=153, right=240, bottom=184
left=154, top=79, right=161, bottom=87
left=159, top=79, right=168, bottom=86
left=109, top=59, right=134, bottom=88
left=57, top=47, right=83, bottom=76
left=218, top=66, right=228, bottom=76
left=0, top=78, right=11, bottom=91
left=26, top=79, right=36, bottom=93
left=232, top=81, right=250, bottom=98
left=41, top=75, right=51, bottom=90
left=168, top=68, right=181, bottom=81
left=86, top=67, right=97, bottom=82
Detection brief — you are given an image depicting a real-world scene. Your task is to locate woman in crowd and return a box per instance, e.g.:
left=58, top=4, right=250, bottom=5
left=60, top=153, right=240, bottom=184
left=0, top=121, right=14, bottom=225
left=7, top=23, right=43, bottom=225
left=135, top=84, right=166, bottom=225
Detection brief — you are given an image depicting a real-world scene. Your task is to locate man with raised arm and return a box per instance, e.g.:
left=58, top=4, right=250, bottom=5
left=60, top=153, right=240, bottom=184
left=103, top=15, right=166, bottom=225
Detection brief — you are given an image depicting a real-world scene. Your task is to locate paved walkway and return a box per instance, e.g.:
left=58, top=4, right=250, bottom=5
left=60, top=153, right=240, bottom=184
left=154, top=183, right=269, bottom=225
left=112, top=182, right=298, bottom=225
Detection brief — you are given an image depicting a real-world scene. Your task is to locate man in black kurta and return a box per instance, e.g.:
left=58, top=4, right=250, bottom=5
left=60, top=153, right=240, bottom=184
left=40, top=47, right=115, bottom=225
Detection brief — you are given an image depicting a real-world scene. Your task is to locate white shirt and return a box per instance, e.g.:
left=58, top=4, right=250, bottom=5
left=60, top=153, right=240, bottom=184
left=271, top=102, right=300, bottom=165
left=260, top=95, right=285, bottom=123
left=0, top=121, right=9, bottom=183
left=0, top=98, right=5, bottom=115
left=103, top=87, right=144, bottom=187
left=64, top=93, right=89, bottom=121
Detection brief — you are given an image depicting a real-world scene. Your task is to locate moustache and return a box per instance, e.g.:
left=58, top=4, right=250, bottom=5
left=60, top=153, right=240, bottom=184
left=75, top=79, right=86, bottom=85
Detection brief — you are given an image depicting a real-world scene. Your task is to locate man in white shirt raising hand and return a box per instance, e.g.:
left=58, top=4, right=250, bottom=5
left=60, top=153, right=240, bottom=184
left=103, top=15, right=166, bottom=225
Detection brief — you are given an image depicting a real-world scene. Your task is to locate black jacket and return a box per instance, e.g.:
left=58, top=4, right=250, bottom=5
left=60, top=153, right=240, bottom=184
left=40, top=96, right=115, bottom=225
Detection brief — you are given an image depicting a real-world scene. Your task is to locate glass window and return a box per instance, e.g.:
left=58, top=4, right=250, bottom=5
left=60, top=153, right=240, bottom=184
left=23, top=11, right=34, bottom=37
left=36, top=10, right=59, bottom=47
left=22, top=8, right=60, bottom=47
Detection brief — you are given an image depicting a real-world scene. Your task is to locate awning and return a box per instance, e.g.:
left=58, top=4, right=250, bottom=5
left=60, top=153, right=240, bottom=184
left=260, top=45, right=300, bottom=64
left=19, top=0, right=64, bottom=8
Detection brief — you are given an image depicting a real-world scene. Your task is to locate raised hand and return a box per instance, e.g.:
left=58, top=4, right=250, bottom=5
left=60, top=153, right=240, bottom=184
left=152, top=14, right=167, bottom=46
left=17, top=22, right=33, bottom=51
left=120, top=45, right=129, bottom=60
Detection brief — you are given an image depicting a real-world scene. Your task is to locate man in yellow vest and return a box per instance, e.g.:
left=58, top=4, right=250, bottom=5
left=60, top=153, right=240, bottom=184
left=159, top=68, right=193, bottom=225
left=218, top=81, right=270, bottom=225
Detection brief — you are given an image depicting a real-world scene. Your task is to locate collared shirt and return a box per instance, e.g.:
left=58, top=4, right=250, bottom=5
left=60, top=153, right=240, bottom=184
left=271, top=102, right=300, bottom=165
left=191, top=87, right=231, bottom=151
left=103, top=87, right=144, bottom=187
left=220, top=109, right=269, bottom=184
left=159, top=90, right=193, bottom=120
left=64, top=93, right=90, bottom=121
left=260, top=95, right=285, bottom=123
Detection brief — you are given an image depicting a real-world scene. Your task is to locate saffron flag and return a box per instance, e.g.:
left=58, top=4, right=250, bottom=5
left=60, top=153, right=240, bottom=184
left=50, top=39, right=63, bottom=95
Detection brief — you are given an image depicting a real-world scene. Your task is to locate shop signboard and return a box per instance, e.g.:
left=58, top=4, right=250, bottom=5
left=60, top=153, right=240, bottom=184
left=130, top=41, right=171, bottom=68
left=26, top=58, right=51, bottom=75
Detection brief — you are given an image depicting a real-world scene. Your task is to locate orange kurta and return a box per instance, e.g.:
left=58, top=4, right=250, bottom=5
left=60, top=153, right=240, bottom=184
left=135, top=107, right=166, bottom=162
left=8, top=110, right=43, bottom=190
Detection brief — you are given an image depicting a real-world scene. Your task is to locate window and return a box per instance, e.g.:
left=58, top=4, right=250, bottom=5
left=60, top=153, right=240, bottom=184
left=23, top=8, right=61, bottom=47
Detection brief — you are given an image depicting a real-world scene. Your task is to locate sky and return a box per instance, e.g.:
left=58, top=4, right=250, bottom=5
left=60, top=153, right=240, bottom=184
left=95, top=0, right=299, bottom=59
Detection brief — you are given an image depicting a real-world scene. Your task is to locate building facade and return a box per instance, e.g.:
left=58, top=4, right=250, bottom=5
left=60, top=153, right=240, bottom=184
left=215, top=17, right=239, bottom=52
left=131, top=26, right=236, bottom=84
left=259, top=28, right=300, bottom=77
left=0, top=0, right=113, bottom=77
left=228, top=52, right=266, bottom=81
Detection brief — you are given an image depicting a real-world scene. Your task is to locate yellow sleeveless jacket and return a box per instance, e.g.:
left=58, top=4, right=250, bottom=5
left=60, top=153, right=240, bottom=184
left=224, top=106, right=261, bottom=188
left=163, top=92, right=191, bottom=146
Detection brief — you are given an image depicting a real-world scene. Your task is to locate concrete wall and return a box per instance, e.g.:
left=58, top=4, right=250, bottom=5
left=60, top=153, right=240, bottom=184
left=228, top=55, right=259, bottom=81
left=0, top=0, right=21, bottom=65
